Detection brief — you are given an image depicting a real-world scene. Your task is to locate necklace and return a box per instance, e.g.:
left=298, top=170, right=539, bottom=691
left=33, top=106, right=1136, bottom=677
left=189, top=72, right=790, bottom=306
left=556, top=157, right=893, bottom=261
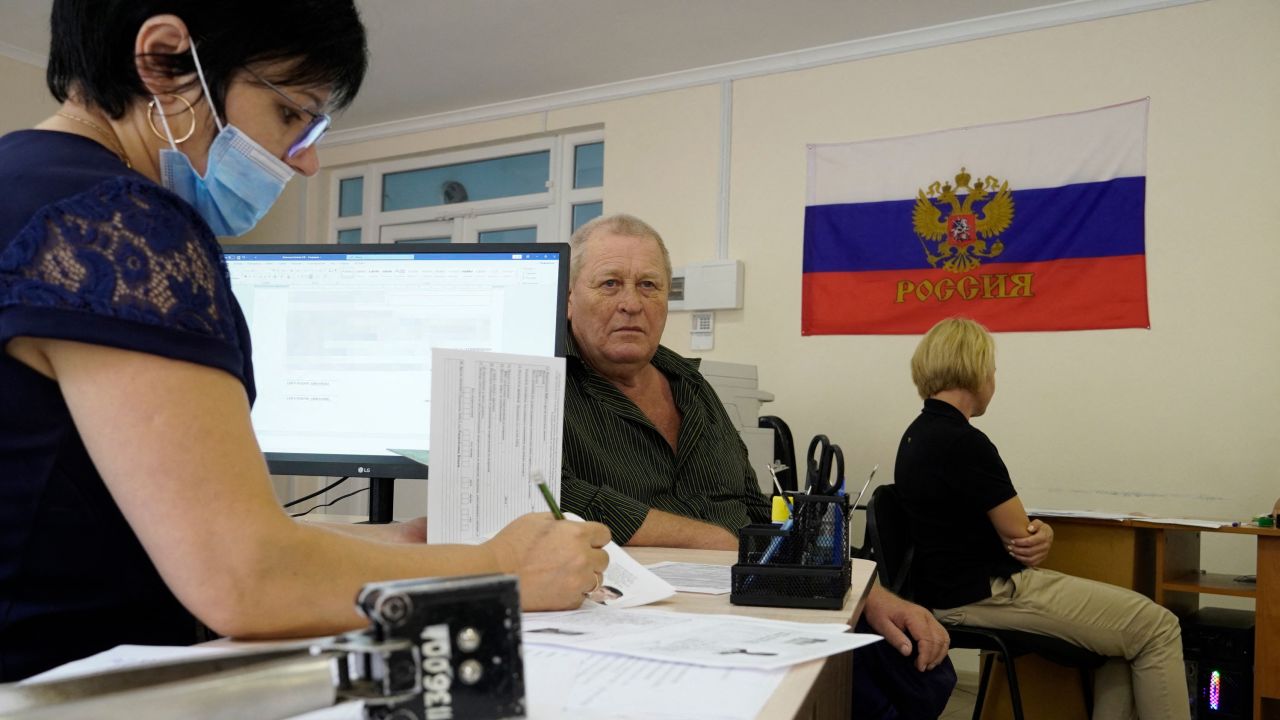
left=56, top=111, right=133, bottom=169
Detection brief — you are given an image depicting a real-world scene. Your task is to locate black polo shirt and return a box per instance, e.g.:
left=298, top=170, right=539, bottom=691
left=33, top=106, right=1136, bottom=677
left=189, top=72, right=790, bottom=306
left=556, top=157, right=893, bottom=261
left=894, top=399, right=1024, bottom=610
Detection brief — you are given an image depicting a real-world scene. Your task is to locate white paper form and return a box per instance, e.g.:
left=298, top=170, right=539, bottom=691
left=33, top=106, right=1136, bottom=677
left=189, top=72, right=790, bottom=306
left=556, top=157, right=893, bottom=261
left=428, top=349, right=566, bottom=544
left=558, top=512, right=675, bottom=608
left=1025, top=508, right=1142, bottom=521
left=645, top=561, right=732, bottom=594
left=1135, top=517, right=1227, bottom=528
left=1026, top=508, right=1228, bottom=528
left=18, top=643, right=364, bottom=720
left=23, top=640, right=788, bottom=720
left=525, top=646, right=785, bottom=720
left=522, top=606, right=877, bottom=671
left=21, top=645, right=241, bottom=684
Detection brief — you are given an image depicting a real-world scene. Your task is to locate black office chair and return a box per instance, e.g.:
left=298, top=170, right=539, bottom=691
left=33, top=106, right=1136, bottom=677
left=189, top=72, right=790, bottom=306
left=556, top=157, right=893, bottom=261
left=757, top=415, right=798, bottom=492
left=864, top=484, right=1107, bottom=720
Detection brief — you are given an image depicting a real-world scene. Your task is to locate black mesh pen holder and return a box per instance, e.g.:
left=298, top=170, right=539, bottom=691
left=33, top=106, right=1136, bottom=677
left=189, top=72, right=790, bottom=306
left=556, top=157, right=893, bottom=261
left=730, top=493, right=851, bottom=610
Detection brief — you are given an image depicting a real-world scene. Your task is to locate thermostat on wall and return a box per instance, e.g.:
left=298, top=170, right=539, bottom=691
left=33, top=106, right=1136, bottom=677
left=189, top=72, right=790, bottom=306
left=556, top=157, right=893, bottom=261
left=668, top=259, right=744, bottom=311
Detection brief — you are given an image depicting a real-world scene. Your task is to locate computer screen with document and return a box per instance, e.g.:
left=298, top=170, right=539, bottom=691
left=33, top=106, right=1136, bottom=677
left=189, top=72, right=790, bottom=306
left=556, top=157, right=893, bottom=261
left=223, top=243, right=569, bottom=481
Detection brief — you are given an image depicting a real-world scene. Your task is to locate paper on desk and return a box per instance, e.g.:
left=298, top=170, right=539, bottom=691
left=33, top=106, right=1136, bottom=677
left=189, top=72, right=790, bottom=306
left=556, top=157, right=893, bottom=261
left=427, top=349, right=566, bottom=544
left=20, top=643, right=362, bottom=720
left=522, top=605, right=876, bottom=671
left=21, top=644, right=239, bottom=684
left=1134, top=517, right=1227, bottom=529
left=525, top=645, right=785, bottom=720
left=1026, top=508, right=1229, bottom=529
left=1025, top=508, right=1142, bottom=521
left=645, top=561, right=732, bottom=594
left=564, top=512, right=675, bottom=608
left=280, top=644, right=790, bottom=720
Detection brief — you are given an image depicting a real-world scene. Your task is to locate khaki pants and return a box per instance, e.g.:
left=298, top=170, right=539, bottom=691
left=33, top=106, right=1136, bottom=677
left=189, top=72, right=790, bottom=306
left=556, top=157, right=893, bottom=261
left=932, top=568, right=1189, bottom=720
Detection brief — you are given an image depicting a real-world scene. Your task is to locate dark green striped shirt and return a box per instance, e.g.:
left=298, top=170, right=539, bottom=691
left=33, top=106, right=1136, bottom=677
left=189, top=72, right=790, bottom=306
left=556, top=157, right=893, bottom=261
left=560, top=334, right=771, bottom=543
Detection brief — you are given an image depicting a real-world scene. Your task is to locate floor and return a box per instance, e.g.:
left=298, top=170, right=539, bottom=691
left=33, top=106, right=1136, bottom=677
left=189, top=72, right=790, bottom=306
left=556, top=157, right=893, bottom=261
left=941, top=670, right=980, bottom=720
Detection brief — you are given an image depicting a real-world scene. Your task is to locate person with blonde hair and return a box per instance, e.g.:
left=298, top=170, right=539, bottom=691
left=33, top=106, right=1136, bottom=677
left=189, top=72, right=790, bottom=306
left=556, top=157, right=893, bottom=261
left=895, top=317, right=1189, bottom=719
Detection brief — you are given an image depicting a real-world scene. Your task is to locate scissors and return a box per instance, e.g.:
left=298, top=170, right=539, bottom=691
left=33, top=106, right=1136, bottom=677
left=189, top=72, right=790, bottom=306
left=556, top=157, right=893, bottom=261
left=805, top=435, right=844, bottom=496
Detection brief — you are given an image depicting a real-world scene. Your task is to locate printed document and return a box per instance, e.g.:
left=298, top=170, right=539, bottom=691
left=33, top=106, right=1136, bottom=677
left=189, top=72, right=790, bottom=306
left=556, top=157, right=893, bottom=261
left=427, top=349, right=566, bottom=544
left=1134, top=517, right=1226, bottom=528
left=1025, top=508, right=1141, bottom=521
left=1027, top=508, right=1226, bottom=528
left=645, top=561, right=732, bottom=594
left=21, top=645, right=241, bottom=684
left=522, top=605, right=877, bottom=671
left=23, top=638, right=792, bottom=720
left=524, top=645, right=786, bottom=720
left=564, top=513, right=675, bottom=608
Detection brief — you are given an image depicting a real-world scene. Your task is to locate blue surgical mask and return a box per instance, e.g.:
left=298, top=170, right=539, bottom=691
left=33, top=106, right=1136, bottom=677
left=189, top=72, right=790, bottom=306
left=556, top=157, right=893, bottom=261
left=155, top=42, right=294, bottom=237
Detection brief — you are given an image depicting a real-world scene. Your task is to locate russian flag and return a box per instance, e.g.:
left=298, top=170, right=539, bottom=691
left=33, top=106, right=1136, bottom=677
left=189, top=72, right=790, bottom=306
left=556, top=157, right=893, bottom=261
left=803, top=100, right=1149, bottom=334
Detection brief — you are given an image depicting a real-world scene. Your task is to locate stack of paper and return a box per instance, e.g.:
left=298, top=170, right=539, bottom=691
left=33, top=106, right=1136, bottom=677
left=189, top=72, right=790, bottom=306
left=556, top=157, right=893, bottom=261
left=1025, top=508, right=1142, bottom=521
left=645, top=561, right=733, bottom=595
left=520, top=605, right=878, bottom=719
left=522, top=604, right=876, bottom=671
left=524, top=645, right=787, bottom=720
left=427, top=349, right=566, bottom=544
left=1026, top=508, right=1228, bottom=528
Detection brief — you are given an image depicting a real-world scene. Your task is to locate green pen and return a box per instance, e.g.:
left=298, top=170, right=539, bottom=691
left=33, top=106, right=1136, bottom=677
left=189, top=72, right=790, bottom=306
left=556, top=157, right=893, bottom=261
left=533, top=471, right=564, bottom=520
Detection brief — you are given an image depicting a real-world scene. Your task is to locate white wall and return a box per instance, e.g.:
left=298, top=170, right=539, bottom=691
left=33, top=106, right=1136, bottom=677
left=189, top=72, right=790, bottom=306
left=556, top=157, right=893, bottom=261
left=292, top=1, right=1278, bottom=547
left=728, top=0, right=1279, bottom=516
left=721, top=0, right=1278, bottom=585
left=0, top=54, right=57, bottom=133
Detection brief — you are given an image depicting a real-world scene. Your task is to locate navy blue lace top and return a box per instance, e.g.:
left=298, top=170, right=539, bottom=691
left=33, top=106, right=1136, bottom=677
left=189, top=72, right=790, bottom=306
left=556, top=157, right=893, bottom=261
left=0, top=130, right=256, bottom=681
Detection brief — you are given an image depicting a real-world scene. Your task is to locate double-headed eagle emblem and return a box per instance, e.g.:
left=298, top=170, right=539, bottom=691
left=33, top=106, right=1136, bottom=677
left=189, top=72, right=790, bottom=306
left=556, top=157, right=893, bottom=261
left=912, top=168, right=1015, bottom=273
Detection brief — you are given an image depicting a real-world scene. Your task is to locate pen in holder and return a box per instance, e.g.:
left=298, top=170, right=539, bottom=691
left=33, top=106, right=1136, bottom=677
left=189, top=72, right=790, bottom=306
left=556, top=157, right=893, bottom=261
left=730, top=491, right=851, bottom=610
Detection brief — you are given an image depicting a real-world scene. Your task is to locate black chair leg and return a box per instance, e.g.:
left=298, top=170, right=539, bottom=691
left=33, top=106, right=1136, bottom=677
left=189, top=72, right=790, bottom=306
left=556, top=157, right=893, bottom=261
left=971, top=652, right=995, bottom=720
left=1001, top=649, right=1025, bottom=720
left=1080, top=667, right=1094, bottom=718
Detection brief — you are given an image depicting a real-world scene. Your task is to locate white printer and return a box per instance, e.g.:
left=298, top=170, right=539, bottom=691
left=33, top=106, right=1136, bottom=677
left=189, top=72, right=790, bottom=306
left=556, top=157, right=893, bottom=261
left=698, top=360, right=777, bottom=495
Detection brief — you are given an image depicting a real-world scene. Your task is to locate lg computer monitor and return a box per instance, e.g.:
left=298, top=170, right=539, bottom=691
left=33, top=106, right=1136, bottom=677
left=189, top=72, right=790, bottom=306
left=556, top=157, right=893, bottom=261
left=223, top=242, right=570, bottom=517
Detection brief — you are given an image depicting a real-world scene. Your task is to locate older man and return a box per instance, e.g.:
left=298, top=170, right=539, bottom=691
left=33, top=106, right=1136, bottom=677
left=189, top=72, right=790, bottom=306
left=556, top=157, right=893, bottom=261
left=559, top=214, right=767, bottom=549
left=560, top=214, right=956, bottom=718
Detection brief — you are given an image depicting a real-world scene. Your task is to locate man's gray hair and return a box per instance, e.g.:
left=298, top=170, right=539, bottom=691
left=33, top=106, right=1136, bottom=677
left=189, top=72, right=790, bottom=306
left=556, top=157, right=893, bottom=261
left=569, top=213, right=672, bottom=286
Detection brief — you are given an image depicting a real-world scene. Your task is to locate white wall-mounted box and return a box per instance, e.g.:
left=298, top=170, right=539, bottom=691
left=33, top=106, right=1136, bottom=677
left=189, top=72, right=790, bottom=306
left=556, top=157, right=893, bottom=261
left=669, top=259, right=744, bottom=311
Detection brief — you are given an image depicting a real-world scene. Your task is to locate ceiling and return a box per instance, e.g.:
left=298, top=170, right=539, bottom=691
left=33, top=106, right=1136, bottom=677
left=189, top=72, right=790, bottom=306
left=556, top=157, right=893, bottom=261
left=1, top=0, right=1076, bottom=130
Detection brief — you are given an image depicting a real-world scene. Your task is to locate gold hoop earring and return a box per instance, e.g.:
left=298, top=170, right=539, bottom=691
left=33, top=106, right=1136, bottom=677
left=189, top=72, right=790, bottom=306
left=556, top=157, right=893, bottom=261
left=147, top=95, right=197, bottom=144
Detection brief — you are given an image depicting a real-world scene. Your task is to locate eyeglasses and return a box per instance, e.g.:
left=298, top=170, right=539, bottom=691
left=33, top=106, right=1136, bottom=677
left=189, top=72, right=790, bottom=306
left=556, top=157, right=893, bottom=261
left=244, top=67, right=333, bottom=159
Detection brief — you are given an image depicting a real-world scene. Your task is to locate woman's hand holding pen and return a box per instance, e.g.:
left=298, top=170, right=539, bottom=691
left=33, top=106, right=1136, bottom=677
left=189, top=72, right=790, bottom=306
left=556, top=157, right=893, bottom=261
left=1006, top=519, right=1054, bottom=567
left=486, top=513, right=611, bottom=611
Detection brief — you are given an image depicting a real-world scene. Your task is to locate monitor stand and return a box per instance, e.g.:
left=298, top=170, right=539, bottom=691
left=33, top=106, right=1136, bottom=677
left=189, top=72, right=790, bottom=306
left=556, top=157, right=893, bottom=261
left=364, top=477, right=395, bottom=524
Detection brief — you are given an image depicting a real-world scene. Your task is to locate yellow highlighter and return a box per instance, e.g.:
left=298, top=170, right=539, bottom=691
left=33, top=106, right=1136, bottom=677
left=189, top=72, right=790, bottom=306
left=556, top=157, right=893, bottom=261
left=771, top=495, right=792, bottom=523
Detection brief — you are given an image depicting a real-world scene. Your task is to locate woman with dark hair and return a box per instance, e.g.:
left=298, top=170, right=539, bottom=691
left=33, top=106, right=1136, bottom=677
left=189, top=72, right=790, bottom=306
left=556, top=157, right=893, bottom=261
left=0, top=1, right=610, bottom=682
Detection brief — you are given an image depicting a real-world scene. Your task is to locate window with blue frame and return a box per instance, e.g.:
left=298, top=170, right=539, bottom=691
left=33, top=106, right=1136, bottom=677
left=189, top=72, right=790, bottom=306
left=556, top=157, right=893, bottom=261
left=572, top=201, right=604, bottom=232
left=478, top=227, right=539, bottom=244
left=330, top=132, right=602, bottom=245
left=573, top=142, right=603, bottom=188
left=338, top=177, right=363, bottom=217
left=382, top=151, right=551, bottom=212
